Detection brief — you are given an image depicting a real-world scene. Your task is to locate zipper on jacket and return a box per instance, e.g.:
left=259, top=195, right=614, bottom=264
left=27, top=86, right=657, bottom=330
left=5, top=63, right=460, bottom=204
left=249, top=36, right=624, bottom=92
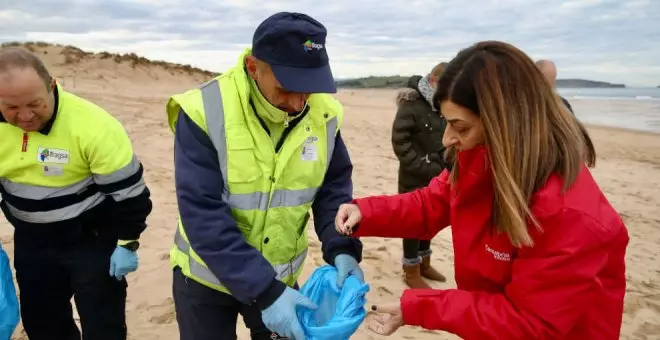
left=275, top=109, right=307, bottom=154
left=20, top=132, right=29, bottom=160
left=21, top=132, right=28, bottom=152
left=249, top=99, right=311, bottom=153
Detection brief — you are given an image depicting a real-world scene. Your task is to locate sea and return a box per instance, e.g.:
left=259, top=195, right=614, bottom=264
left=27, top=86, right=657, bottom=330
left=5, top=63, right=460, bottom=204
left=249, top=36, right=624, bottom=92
left=557, top=88, right=660, bottom=133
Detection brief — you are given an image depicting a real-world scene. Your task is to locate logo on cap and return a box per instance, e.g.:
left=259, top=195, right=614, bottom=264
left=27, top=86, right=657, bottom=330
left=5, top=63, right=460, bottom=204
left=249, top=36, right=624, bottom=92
left=303, top=39, right=323, bottom=52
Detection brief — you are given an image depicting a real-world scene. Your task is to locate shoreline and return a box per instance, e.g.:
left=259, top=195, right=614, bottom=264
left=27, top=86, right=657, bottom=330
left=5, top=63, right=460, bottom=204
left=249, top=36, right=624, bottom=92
left=585, top=123, right=660, bottom=136
left=336, top=88, right=660, bottom=135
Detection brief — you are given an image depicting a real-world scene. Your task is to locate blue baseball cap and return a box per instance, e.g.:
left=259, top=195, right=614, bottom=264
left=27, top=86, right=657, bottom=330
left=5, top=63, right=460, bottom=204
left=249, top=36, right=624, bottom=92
left=252, top=12, right=337, bottom=94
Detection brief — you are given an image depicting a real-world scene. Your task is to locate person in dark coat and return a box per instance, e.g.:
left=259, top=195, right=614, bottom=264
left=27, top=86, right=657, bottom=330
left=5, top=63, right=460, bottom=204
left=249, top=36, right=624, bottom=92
left=391, top=62, right=450, bottom=289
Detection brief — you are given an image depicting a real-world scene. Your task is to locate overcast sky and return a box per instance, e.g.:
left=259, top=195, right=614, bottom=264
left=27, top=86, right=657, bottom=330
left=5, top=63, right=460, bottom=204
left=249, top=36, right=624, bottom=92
left=1, top=0, right=659, bottom=87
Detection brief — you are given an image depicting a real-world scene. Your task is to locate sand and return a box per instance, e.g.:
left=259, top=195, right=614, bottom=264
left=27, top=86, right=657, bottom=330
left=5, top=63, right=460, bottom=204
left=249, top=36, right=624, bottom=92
left=1, top=45, right=659, bottom=340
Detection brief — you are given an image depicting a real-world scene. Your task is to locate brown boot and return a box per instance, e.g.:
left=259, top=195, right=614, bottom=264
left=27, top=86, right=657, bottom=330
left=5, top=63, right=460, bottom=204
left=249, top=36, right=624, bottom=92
left=420, top=255, right=447, bottom=282
left=402, top=263, right=432, bottom=289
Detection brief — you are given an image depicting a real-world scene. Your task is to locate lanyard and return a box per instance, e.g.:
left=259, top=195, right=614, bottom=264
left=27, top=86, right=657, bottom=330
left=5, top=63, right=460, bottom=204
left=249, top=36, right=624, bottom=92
left=21, top=132, right=28, bottom=152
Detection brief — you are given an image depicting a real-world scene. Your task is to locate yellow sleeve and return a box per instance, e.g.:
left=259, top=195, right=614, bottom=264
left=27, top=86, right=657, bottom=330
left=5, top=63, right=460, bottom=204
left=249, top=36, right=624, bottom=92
left=82, top=113, right=147, bottom=203
left=83, top=113, right=152, bottom=240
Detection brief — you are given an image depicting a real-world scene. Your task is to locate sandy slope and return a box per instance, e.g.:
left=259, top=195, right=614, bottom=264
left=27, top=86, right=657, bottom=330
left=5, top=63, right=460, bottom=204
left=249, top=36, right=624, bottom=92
left=1, top=44, right=659, bottom=339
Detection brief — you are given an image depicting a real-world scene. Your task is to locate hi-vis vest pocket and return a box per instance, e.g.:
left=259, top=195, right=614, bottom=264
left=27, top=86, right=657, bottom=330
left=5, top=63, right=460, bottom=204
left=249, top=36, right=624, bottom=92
left=226, top=133, right=261, bottom=183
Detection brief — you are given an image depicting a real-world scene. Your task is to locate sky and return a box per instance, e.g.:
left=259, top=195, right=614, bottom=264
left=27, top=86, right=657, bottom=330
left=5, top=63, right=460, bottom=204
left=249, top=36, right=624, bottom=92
left=1, top=0, right=659, bottom=87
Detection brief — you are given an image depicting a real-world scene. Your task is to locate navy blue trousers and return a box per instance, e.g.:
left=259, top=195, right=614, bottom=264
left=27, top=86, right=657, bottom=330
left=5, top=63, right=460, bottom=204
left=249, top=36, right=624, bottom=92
left=14, top=231, right=127, bottom=340
left=172, top=267, right=289, bottom=340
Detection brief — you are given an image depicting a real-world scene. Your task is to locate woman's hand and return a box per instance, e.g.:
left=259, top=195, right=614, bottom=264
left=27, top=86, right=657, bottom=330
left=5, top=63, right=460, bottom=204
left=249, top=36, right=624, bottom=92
left=366, top=302, right=404, bottom=336
left=335, top=203, right=362, bottom=235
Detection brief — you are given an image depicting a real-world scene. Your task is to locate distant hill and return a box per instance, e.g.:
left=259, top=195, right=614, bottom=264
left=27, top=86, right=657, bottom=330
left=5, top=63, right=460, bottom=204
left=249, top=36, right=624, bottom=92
left=0, top=41, right=223, bottom=96
left=0, top=41, right=219, bottom=79
left=335, top=76, right=410, bottom=89
left=336, top=75, right=626, bottom=89
left=555, top=79, right=625, bottom=88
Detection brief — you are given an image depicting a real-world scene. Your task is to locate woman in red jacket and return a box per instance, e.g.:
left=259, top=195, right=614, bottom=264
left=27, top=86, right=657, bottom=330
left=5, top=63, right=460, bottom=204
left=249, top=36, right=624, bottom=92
left=335, top=40, right=629, bottom=340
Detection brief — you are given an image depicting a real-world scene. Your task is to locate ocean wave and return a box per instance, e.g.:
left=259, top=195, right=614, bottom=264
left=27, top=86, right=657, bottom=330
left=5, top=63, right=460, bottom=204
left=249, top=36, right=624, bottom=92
left=568, top=95, right=660, bottom=101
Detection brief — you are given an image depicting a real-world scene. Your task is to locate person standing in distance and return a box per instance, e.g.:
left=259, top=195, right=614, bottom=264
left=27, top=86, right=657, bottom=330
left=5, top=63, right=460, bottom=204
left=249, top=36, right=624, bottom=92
left=536, top=59, right=595, bottom=154
left=0, top=47, right=153, bottom=340
left=166, top=12, right=364, bottom=340
left=536, top=59, right=574, bottom=114
left=391, top=62, right=450, bottom=289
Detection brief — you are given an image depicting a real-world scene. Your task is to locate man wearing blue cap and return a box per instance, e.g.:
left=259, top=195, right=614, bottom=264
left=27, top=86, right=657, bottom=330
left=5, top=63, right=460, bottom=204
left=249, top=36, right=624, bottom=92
left=165, top=12, right=364, bottom=340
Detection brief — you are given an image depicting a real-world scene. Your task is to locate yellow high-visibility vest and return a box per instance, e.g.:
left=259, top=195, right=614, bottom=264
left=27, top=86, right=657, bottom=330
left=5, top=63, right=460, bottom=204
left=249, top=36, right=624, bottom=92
left=165, top=49, right=343, bottom=294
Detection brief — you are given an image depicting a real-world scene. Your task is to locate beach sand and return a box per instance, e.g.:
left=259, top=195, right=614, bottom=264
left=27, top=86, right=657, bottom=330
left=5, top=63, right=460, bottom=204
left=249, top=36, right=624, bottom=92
left=1, top=45, right=659, bottom=339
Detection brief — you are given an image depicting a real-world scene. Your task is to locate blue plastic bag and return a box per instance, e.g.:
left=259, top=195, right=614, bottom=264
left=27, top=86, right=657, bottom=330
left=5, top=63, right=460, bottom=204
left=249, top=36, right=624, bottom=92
left=0, top=245, right=19, bottom=340
left=297, top=265, right=369, bottom=340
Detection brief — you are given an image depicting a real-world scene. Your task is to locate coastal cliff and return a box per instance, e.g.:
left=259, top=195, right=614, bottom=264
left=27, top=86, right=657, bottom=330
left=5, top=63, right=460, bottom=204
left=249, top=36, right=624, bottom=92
left=336, top=76, right=626, bottom=89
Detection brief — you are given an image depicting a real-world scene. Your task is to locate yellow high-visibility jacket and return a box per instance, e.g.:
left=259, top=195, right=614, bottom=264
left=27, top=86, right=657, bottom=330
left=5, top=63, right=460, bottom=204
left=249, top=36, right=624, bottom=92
left=165, top=49, right=362, bottom=304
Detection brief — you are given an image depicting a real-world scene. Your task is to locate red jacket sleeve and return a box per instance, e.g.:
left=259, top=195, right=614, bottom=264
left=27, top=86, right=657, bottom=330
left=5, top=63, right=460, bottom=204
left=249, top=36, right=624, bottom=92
left=400, top=208, right=628, bottom=339
left=352, top=170, right=451, bottom=240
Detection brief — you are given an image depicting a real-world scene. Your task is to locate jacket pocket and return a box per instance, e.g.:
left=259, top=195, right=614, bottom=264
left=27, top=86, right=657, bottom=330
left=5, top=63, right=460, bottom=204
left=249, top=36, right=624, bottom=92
left=226, top=133, right=261, bottom=183
left=476, top=234, right=516, bottom=286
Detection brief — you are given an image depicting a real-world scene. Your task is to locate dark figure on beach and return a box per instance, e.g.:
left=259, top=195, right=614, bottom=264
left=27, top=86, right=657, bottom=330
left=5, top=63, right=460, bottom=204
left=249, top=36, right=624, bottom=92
left=391, top=62, right=450, bottom=289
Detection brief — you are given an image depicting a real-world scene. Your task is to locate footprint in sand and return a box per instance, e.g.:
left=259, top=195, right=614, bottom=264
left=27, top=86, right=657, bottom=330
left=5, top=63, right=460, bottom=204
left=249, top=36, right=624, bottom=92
left=308, top=239, right=321, bottom=248
left=632, top=321, right=660, bottom=339
left=362, top=249, right=382, bottom=261
left=313, top=256, right=325, bottom=267
left=147, top=298, right=176, bottom=325
left=376, top=286, right=393, bottom=296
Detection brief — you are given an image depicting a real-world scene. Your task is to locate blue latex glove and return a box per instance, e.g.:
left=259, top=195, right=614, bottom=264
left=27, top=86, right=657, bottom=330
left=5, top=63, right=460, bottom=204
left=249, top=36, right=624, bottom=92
left=334, top=254, right=364, bottom=288
left=261, top=286, right=317, bottom=340
left=109, top=246, right=138, bottom=280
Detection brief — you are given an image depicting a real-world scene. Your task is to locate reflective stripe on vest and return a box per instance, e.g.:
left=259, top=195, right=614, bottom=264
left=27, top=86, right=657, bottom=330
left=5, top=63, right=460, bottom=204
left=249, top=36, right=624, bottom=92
left=0, top=155, right=145, bottom=224
left=174, top=227, right=307, bottom=285
left=200, top=79, right=338, bottom=210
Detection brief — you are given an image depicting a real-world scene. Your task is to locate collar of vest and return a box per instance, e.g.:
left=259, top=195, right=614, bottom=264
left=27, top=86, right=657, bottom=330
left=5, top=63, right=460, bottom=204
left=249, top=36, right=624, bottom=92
left=38, top=82, right=63, bottom=135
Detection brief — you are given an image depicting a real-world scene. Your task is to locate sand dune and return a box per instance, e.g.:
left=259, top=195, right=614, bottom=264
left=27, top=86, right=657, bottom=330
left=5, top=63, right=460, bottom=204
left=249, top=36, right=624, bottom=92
left=1, top=43, right=659, bottom=340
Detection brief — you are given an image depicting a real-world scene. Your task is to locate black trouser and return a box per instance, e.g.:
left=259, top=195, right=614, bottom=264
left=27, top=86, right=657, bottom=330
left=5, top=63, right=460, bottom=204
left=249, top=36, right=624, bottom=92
left=173, top=267, right=287, bottom=340
left=13, top=231, right=127, bottom=340
left=399, top=186, right=433, bottom=265
left=402, top=239, right=432, bottom=264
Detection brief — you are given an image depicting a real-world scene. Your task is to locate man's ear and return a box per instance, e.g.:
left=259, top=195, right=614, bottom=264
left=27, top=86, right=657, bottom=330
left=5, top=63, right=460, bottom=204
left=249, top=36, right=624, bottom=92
left=245, top=55, right=258, bottom=79
left=50, top=78, right=56, bottom=91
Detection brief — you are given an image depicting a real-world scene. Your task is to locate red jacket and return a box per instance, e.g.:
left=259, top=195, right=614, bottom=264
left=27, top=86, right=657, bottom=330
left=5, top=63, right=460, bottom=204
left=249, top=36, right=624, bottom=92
left=352, top=145, right=628, bottom=340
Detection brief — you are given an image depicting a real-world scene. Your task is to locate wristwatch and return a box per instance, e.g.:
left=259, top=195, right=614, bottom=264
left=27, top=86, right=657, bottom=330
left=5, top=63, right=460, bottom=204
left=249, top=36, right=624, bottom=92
left=119, top=241, right=140, bottom=251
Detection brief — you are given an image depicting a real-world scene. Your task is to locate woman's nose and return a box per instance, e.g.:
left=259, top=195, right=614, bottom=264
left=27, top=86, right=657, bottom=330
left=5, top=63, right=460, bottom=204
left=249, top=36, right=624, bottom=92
left=442, top=129, right=456, bottom=148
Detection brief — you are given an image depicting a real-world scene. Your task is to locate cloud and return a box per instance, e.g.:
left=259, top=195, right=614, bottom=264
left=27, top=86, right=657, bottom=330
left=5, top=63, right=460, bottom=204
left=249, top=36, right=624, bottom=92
left=1, top=0, right=659, bottom=86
